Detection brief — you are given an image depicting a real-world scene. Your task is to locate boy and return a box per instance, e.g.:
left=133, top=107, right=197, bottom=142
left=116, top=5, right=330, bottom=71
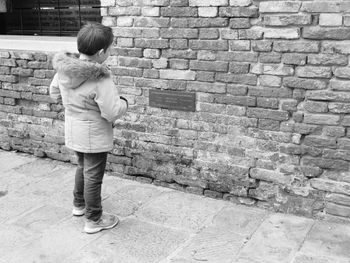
left=50, top=22, right=128, bottom=234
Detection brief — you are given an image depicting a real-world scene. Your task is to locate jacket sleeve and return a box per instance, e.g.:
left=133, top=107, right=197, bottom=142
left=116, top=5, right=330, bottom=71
left=94, top=76, right=128, bottom=123
left=49, top=73, right=62, bottom=103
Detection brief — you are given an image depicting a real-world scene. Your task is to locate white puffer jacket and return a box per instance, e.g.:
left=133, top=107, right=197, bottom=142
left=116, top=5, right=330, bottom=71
left=50, top=52, right=127, bottom=153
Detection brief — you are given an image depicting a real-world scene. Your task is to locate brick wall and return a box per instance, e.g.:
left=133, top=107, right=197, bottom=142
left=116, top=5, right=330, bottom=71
left=1, top=0, right=350, bottom=219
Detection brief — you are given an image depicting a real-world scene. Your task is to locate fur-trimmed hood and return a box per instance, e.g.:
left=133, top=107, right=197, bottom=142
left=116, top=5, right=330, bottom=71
left=52, top=52, right=110, bottom=89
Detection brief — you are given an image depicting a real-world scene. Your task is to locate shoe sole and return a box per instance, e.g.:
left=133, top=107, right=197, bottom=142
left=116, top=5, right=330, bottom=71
left=84, top=218, right=119, bottom=234
left=72, top=209, right=85, bottom=216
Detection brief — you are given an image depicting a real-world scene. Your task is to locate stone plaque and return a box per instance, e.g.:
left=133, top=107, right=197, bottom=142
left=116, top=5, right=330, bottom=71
left=149, top=89, right=196, bottom=112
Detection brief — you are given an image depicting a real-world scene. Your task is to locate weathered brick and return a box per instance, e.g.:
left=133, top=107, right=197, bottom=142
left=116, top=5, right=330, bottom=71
left=274, top=41, right=319, bottom=53
left=259, top=53, right=281, bottom=63
left=230, top=18, right=251, bottom=29
left=0, top=66, right=10, bottom=75
left=301, top=2, right=342, bottom=13
left=143, top=49, right=161, bottom=59
left=283, top=77, right=327, bottom=90
left=303, top=27, right=350, bottom=40
left=259, top=75, right=281, bottom=87
left=257, top=98, right=279, bottom=109
left=161, top=7, right=197, bottom=17
left=251, top=63, right=294, bottom=76
left=0, top=58, right=16, bottom=67
left=134, top=17, right=169, bottom=27
left=304, top=135, right=337, bottom=149
left=199, top=28, right=220, bottom=39
left=227, top=84, right=248, bottom=95
left=304, top=101, right=328, bottom=113
left=162, top=50, right=197, bottom=59
left=0, top=75, right=18, bottom=83
left=238, top=27, right=264, bottom=40
left=102, top=16, right=117, bottom=27
left=323, top=126, right=345, bottom=137
left=303, top=157, right=349, bottom=171
left=311, top=179, right=350, bottom=196
left=282, top=53, right=306, bottom=65
left=118, top=57, right=152, bottom=69
left=329, top=102, right=350, bottom=113
left=196, top=71, right=215, bottom=82
left=303, top=113, right=339, bottom=125
left=217, top=51, right=258, bottom=62
left=334, top=67, right=350, bottom=79
left=229, top=40, right=250, bottom=51
left=330, top=79, right=350, bottom=91
left=152, top=58, right=168, bottom=69
left=260, top=1, right=301, bottom=13
left=109, top=6, right=141, bottom=16
left=281, top=100, right=298, bottom=111
left=169, top=59, right=189, bottom=70
left=142, top=6, right=160, bottom=16
left=0, top=89, right=20, bottom=98
left=221, top=29, right=239, bottom=39
left=215, top=95, right=256, bottom=106
left=189, top=18, right=228, bottom=28
left=170, top=39, right=188, bottom=49
left=322, top=41, right=350, bottom=55
left=258, top=119, right=280, bottom=131
left=216, top=73, right=257, bottom=85
left=189, top=40, right=228, bottom=50
left=160, top=28, right=198, bottom=38
left=306, top=90, right=350, bottom=102
left=189, top=61, right=228, bottom=72
left=252, top=40, right=272, bottom=52
left=189, top=0, right=228, bottom=6
left=249, top=87, right=292, bottom=98
left=135, top=39, right=169, bottom=48
left=219, top=6, right=258, bottom=17
left=250, top=168, right=293, bottom=185
left=319, top=13, right=343, bottom=26
left=295, top=66, right=332, bottom=78
left=263, top=14, right=312, bottom=26
left=198, top=7, right=218, bottom=17
left=338, top=138, right=350, bottom=150
left=264, top=28, right=300, bottom=39
left=117, top=17, right=133, bottom=27
left=187, top=82, right=226, bottom=93
left=159, top=69, right=196, bottom=80
left=309, top=54, right=348, bottom=66
left=112, top=48, right=143, bottom=57
left=229, top=63, right=249, bottom=74
left=247, top=108, right=289, bottom=121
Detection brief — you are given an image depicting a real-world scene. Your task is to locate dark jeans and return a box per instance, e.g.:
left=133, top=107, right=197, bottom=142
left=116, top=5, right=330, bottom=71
left=73, top=151, right=107, bottom=221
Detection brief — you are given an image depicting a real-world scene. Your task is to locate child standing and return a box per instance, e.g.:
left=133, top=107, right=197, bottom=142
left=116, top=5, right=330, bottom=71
left=49, top=22, right=128, bottom=234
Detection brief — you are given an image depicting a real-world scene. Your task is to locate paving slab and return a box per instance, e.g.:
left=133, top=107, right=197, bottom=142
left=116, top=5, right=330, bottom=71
left=135, top=191, right=227, bottom=232
left=9, top=204, right=71, bottom=233
left=297, top=221, right=350, bottom=260
left=1, top=217, right=103, bottom=263
left=236, top=213, right=315, bottom=263
left=167, top=206, right=268, bottom=263
left=0, top=150, right=36, bottom=172
left=64, top=217, right=190, bottom=263
left=292, top=254, right=350, bottom=263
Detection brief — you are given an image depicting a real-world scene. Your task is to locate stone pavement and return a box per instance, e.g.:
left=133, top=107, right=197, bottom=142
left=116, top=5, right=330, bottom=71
left=1, top=149, right=350, bottom=263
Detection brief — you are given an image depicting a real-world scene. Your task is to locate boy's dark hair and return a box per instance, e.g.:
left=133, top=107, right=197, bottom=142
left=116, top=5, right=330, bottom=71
left=77, top=22, right=114, bottom=56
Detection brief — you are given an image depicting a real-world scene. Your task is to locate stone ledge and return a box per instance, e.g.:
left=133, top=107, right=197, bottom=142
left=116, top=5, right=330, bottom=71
left=0, top=35, right=77, bottom=53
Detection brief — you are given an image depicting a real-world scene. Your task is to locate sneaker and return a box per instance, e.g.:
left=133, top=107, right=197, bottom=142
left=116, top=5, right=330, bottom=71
left=72, top=206, right=85, bottom=216
left=84, top=213, right=119, bottom=234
